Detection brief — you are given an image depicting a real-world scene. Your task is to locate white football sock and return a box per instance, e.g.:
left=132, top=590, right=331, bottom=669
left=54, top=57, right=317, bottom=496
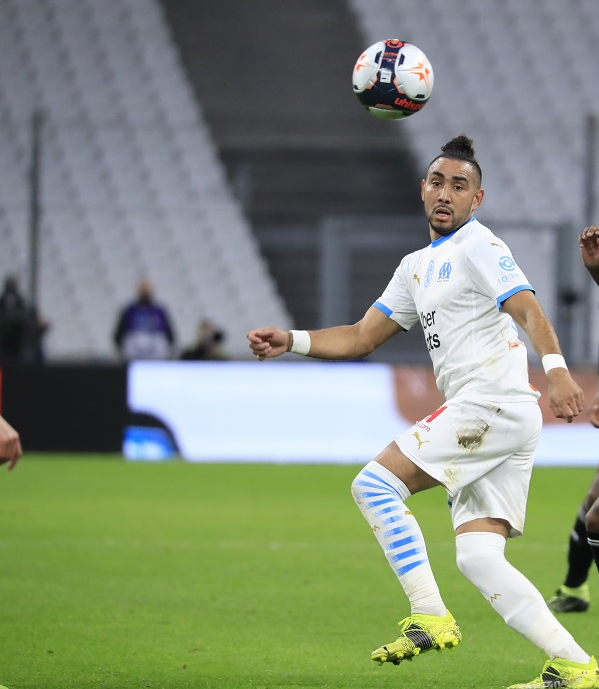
left=351, top=460, right=446, bottom=617
left=456, top=531, right=590, bottom=663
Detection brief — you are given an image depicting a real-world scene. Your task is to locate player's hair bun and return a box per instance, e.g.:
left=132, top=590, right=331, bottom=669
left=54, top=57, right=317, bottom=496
left=441, top=134, right=476, bottom=160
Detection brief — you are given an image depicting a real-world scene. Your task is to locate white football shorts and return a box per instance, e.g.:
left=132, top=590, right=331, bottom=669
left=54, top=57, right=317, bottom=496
left=396, top=398, right=543, bottom=537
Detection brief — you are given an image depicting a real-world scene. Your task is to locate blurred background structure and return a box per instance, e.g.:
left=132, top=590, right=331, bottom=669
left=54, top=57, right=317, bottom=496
left=0, top=0, right=597, bottom=364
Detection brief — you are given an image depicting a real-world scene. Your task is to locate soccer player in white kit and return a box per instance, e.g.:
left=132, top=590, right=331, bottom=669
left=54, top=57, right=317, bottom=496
left=247, top=136, right=599, bottom=688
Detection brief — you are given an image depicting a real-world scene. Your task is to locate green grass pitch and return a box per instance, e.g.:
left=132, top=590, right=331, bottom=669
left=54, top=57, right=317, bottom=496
left=0, top=456, right=597, bottom=689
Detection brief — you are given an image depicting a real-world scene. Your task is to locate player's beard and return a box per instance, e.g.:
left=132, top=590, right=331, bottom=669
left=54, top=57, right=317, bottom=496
left=426, top=205, right=470, bottom=236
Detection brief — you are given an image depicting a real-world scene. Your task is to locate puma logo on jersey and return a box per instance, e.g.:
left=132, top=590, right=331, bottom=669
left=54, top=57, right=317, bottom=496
left=491, top=242, right=504, bottom=248
left=413, top=273, right=420, bottom=285
left=413, top=432, right=430, bottom=450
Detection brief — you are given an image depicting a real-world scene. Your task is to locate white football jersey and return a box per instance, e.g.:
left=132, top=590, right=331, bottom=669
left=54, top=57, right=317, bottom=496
left=374, top=217, right=540, bottom=402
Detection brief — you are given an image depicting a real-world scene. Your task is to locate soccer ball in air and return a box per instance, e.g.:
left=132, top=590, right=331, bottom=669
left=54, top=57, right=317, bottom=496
left=352, top=39, right=434, bottom=120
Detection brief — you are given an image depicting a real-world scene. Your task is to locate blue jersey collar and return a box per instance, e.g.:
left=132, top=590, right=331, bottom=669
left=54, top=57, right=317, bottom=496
left=430, top=216, right=476, bottom=247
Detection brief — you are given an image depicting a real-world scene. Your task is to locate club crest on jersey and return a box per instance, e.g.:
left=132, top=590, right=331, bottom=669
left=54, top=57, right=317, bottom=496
left=437, top=260, right=452, bottom=282
left=424, top=260, right=435, bottom=288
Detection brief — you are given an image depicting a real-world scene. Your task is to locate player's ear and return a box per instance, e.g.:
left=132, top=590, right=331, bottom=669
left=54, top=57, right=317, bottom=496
left=420, top=178, right=426, bottom=200
left=471, top=187, right=484, bottom=210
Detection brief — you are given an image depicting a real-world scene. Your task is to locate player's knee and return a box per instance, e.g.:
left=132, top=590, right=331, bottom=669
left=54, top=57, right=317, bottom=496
left=351, top=464, right=375, bottom=505
left=585, top=497, right=599, bottom=532
left=583, top=471, right=599, bottom=510
left=584, top=488, right=599, bottom=512
left=351, top=460, right=411, bottom=506
left=350, top=472, right=362, bottom=504
left=455, top=533, right=505, bottom=587
left=455, top=539, right=484, bottom=582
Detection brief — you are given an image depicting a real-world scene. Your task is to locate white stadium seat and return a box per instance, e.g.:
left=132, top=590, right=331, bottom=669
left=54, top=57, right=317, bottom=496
left=0, top=0, right=291, bottom=360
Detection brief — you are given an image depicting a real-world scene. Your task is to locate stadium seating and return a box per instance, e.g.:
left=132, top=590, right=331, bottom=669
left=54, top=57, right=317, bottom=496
left=2, top=0, right=598, bottom=361
left=349, top=0, right=599, bottom=224
left=0, top=0, right=290, bottom=360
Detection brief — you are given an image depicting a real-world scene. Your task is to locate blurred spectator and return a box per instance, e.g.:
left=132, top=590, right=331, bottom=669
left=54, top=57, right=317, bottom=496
left=113, top=280, right=176, bottom=360
left=181, top=319, right=228, bottom=361
left=0, top=275, right=49, bottom=364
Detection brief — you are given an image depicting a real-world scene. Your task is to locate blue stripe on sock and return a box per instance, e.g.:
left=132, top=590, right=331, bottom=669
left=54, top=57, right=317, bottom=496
left=386, top=535, right=419, bottom=553
left=353, top=478, right=392, bottom=491
left=395, top=559, right=427, bottom=576
left=383, top=524, right=411, bottom=538
left=353, top=484, right=388, bottom=496
left=382, top=514, right=401, bottom=525
left=389, top=546, right=424, bottom=564
left=366, top=497, right=395, bottom=508
left=360, top=469, right=399, bottom=495
left=374, top=505, right=399, bottom=518
left=355, top=490, right=389, bottom=499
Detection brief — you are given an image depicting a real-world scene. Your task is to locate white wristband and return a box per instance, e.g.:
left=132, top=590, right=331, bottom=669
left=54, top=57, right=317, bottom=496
left=289, top=330, right=311, bottom=355
left=542, top=353, right=568, bottom=374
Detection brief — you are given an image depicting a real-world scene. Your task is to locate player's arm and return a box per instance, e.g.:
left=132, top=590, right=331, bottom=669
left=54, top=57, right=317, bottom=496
left=247, top=306, right=403, bottom=362
left=589, top=350, right=599, bottom=428
left=578, top=226, right=599, bottom=425
left=589, top=386, right=599, bottom=428
left=579, top=225, right=599, bottom=286
left=0, top=415, right=22, bottom=470
left=501, top=289, right=584, bottom=423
